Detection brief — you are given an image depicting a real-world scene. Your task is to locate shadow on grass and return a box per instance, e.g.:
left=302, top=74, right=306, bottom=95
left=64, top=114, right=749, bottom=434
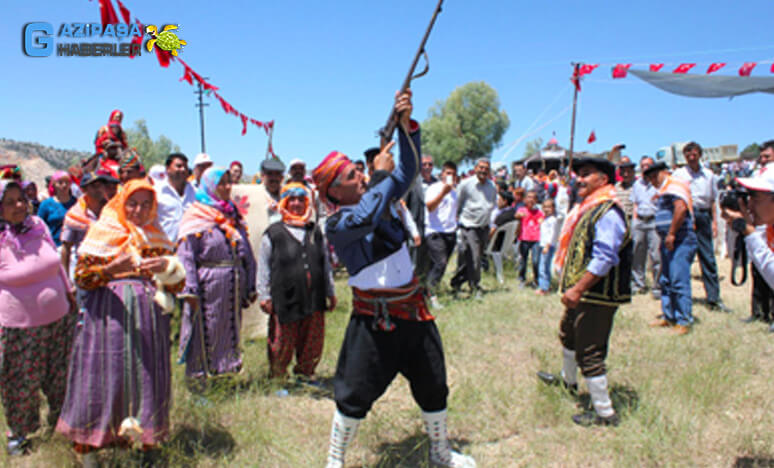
left=355, top=432, right=472, bottom=468
left=167, top=422, right=236, bottom=459
left=734, top=457, right=774, bottom=467
left=577, top=384, right=640, bottom=416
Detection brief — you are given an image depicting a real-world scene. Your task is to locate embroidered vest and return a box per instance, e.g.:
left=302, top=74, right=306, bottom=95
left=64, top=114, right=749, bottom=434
left=559, top=201, right=632, bottom=306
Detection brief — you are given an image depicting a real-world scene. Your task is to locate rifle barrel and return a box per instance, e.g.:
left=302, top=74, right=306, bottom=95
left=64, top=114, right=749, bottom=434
left=380, top=0, right=444, bottom=145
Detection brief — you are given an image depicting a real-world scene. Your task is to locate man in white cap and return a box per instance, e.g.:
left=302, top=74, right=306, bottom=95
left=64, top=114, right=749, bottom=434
left=288, top=159, right=307, bottom=184
left=723, top=146, right=774, bottom=331
left=191, top=153, right=213, bottom=189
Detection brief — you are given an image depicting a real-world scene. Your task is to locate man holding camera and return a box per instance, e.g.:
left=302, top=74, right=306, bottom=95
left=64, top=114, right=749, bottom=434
left=722, top=161, right=774, bottom=326
left=735, top=141, right=774, bottom=330
left=673, top=142, right=731, bottom=313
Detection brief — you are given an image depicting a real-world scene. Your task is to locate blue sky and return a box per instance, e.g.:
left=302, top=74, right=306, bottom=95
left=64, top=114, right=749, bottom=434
left=2, top=1, right=774, bottom=175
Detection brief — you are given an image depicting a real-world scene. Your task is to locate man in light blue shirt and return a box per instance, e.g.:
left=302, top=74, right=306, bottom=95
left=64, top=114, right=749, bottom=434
left=673, top=142, right=730, bottom=312
left=630, top=156, right=662, bottom=298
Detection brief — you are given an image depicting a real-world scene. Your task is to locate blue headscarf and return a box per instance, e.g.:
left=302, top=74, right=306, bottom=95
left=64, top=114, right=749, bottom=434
left=195, top=167, right=234, bottom=215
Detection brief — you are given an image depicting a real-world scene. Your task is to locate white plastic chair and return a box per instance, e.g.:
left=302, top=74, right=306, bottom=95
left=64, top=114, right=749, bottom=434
left=485, top=221, right=519, bottom=284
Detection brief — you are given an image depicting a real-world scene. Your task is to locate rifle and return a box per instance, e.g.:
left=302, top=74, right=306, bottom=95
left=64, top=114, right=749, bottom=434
left=378, top=0, right=444, bottom=148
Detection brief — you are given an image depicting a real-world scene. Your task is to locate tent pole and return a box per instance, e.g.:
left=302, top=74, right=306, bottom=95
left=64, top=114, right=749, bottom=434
left=567, top=62, right=580, bottom=174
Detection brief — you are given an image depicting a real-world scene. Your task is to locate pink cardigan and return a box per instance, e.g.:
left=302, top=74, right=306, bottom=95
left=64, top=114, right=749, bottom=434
left=0, top=216, right=71, bottom=328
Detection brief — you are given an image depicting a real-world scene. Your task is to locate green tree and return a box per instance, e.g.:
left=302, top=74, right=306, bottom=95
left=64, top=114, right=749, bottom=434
left=421, top=81, right=510, bottom=166
left=125, top=119, right=181, bottom=168
left=741, top=142, right=760, bottom=160
left=523, top=138, right=543, bottom=160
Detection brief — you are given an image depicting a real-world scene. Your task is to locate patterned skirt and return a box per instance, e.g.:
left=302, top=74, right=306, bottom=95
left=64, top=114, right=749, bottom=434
left=0, top=313, right=76, bottom=438
left=56, top=279, right=171, bottom=447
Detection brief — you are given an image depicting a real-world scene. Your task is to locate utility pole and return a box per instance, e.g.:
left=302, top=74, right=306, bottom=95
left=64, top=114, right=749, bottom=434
left=567, top=63, right=580, bottom=174
left=195, top=79, right=209, bottom=153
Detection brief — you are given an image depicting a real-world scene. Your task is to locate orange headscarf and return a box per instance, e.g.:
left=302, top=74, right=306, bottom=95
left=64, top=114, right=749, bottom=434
left=277, top=182, right=314, bottom=227
left=78, top=179, right=173, bottom=259
left=554, top=184, right=620, bottom=272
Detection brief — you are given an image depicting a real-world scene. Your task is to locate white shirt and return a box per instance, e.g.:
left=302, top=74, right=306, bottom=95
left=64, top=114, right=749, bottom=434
left=539, top=214, right=563, bottom=248
left=746, top=228, right=774, bottom=290
left=424, top=182, right=458, bottom=234
left=348, top=245, right=414, bottom=290
left=673, top=165, right=717, bottom=210
left=155, top=180, right=197, bottom=242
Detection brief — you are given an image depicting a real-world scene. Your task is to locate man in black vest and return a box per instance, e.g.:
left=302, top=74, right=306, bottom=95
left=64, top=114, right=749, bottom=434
left=257, top=182, right=336, bottom=380
left=537, top=157, right=632, bottom=427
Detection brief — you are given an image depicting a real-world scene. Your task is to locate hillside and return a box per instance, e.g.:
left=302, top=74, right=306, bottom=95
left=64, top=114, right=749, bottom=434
left=0, top=138, right=92, bottom=189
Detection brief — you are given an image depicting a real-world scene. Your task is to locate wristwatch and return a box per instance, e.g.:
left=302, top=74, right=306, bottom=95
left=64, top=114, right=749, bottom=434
left=731, top=217, right=748, bottom=234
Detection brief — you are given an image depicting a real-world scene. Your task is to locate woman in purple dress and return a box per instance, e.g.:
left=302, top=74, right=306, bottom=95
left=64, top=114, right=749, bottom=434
left=56, top=179, right=186, bottom=456
left=177, top=167, right=257, bottom=386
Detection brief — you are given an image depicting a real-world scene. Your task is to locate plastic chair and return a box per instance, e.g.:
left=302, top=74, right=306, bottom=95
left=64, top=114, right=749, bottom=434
left=485, top=221, right=519, bottom=284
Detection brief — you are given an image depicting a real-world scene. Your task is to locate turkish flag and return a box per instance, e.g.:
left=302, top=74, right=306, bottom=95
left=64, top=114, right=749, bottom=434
left=649, top=64, right=664, bottom=72
left=116, top=0, right=131, bottom=23
left=98, top=0, right=120, bottom=28
left=587, top=130, right=596, bottom=144
left=612, top=64, right=631, bottom=79
left=706, top=63, right=726, bottom=74
left=579, top=64, right=598, bottom=76
left=739, top=62, right=757, bottom=76
left=673, top=63, right=696, bottom=74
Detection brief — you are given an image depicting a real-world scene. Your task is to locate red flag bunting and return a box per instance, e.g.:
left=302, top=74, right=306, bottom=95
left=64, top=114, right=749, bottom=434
left=570, top=67, right=581, bottom=92
left=771, top=63, right=774, bottom=73
left=116, top=0, right=131, bottom=23
left=249, top=118, right=264, bottom=129
left=179, top=67, right=193, bottom=85
left=612, top=64, right=631, bottom=79
left=739, top=62, right=757, bottom=76
left=98, top=0, right=120, bottom=27
left=240, top=114, right=248, bottom=136
left=579, top=64, right=598, bottom=76
left=649, top=64, right=664, bottom=72
left=587, top=130, right=596, bottom=144
left=706, top=63, right=726, bottom=74
left=154, top=47, right=172, bottom=67
left=673, top=63, right=695, bottom=74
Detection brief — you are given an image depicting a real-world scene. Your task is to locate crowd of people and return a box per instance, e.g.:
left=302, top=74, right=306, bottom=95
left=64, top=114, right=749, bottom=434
left=2, top=98, right=774, bottom=467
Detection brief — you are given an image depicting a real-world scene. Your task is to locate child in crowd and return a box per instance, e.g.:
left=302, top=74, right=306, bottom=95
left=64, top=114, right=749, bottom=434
left=536, top=198, right=562, bottom=295
left=515, top=190, right=544, bottom=287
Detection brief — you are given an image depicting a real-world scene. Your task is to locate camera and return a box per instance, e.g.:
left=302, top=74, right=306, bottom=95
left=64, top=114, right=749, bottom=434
left=719, top=183, right=748, bottom=211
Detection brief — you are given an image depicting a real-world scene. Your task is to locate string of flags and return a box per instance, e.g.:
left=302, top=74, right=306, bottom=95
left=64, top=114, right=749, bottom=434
left=573, top=60, right=774, bottom=84
left=94, top=0, right=276, bottom=152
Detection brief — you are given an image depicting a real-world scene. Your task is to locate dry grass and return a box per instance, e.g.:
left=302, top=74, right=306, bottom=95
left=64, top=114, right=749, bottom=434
left=2, top=257, right=773, bottom=467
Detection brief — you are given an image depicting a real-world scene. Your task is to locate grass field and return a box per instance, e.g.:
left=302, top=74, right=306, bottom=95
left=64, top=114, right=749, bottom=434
left=3, top=257, right=773, bottom=467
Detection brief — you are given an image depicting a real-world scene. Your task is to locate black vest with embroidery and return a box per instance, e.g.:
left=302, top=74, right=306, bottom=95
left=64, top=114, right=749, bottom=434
left=559, top=201, right=632, bottom=306
left=266, top=223, right=327, bottom=324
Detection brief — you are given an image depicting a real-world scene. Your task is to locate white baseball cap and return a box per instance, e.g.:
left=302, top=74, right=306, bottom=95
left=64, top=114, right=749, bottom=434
left=193, top=153, right=213, bottom=167
left=736, top=164, right=774, bottom=193
left=289, top=158, right=305, bottom=169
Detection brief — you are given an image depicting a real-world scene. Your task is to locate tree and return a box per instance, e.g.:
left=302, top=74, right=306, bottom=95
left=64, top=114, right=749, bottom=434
left=523, top=138, right=543, bottom=160
left=741, top=142, right=760, bottom=160
left=421, top=82, right=509, bottom=166
left=125, top=119, right=181, bottom=168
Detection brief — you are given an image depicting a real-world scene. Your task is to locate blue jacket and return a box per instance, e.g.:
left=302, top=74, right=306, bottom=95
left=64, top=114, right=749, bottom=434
left=325, top=123, right=421, bottom=276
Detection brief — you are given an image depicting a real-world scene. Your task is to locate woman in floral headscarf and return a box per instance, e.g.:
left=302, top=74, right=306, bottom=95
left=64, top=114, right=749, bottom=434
left=176, top=167, right=257, bottom=387
left=56, top=179, right=185, bottom=456
left=0, top=180, right=76, bottom=455
left=257, top=182, right=335, bottom=380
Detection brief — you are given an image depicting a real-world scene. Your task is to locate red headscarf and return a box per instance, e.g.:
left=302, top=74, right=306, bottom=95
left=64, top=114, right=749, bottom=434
left=312, top=151, right=351, bottom=203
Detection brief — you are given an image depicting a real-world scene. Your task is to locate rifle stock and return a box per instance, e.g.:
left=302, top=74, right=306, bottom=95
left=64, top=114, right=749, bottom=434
left=379, top=0, right=444, bottom=148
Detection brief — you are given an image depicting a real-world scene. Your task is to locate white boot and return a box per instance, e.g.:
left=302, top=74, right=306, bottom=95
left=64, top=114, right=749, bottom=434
left=560, top=347, right=578, bottom=386
left=422, top=409, right=476, bottom=468
left=326, top=410, right=361, bottom=468
left=586, top=374, right=615, bottom=418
